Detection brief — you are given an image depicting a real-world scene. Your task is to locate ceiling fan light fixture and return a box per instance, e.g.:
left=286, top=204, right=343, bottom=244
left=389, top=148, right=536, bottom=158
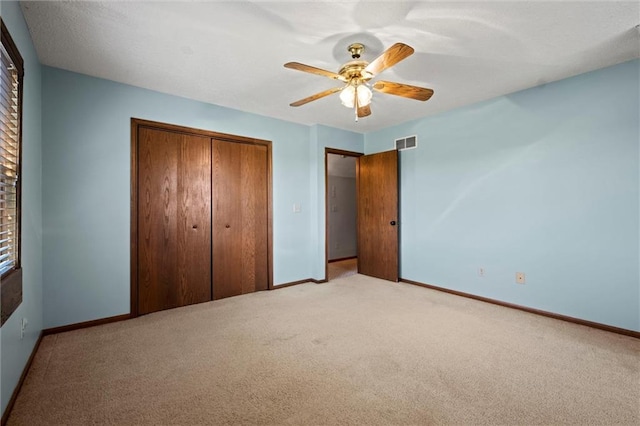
left=339, top=84, right=372, bottom=108
left=285, top=42, right=433, bottom=119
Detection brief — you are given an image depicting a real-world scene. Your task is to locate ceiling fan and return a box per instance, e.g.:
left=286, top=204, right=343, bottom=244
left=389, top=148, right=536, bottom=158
left=284, top=42, right=434, bottom=121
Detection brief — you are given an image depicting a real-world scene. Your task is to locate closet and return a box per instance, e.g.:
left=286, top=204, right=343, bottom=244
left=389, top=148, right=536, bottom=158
left=131, top=119, right=272, bottom=316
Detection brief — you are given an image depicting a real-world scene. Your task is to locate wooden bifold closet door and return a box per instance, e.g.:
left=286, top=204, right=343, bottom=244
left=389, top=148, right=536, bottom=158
left=137, top=127, right=212, bottom=315
left=132, top=120, right=272, bottom=316
left=213, top=139, right=269, bottom=299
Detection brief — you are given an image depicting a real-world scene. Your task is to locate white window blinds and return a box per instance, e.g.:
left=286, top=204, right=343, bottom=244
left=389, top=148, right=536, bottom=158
left=0, top=21, right=23, bottom=277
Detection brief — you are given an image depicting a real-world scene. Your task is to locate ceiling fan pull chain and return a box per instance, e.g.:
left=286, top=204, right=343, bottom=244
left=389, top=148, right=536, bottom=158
left=354, top=85, right=359, bottom=122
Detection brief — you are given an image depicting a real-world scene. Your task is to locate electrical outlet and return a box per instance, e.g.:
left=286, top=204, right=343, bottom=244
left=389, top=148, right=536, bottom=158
left=478, top=267, right=485, bottom=277
left=516, top=272, right=526, bottom=284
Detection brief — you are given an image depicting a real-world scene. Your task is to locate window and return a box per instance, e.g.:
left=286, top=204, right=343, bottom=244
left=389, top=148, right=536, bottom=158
left=0, top=19, right=24, bottom=326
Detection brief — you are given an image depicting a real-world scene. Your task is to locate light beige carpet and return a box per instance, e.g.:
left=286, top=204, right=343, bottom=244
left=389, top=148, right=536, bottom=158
left=8, top=274, right=640, bottom=425
left=328, top=258, right=357, bottom=281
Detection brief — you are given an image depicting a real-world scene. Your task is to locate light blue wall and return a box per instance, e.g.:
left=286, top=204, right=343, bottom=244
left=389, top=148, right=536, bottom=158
left=0, top=0, right=43, bottom=416
left=309, top=125, right=363, bottom=279
left=42, top=67, right=318, bottom=328
left=365, top=59, right=640, bottom=332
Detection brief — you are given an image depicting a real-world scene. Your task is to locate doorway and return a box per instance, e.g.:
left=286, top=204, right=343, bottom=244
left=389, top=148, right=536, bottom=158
left=325, top=148, right=362, bottom=281
left=324, top=148, right=400, bottom=283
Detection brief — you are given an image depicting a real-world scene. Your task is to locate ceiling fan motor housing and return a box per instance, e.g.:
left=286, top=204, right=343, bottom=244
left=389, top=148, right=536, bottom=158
left=339, top=60, right=373, bottom=84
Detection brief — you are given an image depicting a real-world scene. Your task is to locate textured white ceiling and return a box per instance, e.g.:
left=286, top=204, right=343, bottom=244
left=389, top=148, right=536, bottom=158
left=21, top=1, right=640, bottom=133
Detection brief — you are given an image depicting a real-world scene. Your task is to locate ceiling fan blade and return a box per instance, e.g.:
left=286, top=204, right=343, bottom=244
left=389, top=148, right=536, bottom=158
left=357, top=104, right=371, bottom=118
left=373, top=81, right=434, bottom=101
left=290, top=87, right=342, bottom=107
left=284, top=62, right=347, bottom=82
left=364, top=43, right=414, bottom=77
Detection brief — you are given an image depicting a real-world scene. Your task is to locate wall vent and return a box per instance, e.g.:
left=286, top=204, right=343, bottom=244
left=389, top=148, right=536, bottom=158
left=395, top=135, right=418, bottom=151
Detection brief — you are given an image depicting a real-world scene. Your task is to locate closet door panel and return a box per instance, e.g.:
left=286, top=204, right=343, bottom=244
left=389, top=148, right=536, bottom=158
left=138, top=128, right=211, bottom=314
left=213, top=140, right=268, bottom=299
left=212, top=139, right=242, bottom=299
left=177, top=135, right=212, bottom=305
left=241, top=143, right=268, bottom=293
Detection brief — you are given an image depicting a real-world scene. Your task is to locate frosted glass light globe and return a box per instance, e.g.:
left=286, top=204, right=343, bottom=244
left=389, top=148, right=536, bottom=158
left=339, top=84, right=372, bottom=108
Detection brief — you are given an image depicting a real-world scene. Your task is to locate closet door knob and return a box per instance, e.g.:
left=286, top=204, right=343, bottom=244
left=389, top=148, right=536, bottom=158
left=192, top=225, right=198, bottom=229
left=225, top=224, right=230, bottom=228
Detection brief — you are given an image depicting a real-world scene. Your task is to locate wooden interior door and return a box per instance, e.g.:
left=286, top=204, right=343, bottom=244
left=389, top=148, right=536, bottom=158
left=357, top=149, right=399, bottom=281
left=213, top=139, right=269, bottom=299
left=137, top=127, right=212, bottom=314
